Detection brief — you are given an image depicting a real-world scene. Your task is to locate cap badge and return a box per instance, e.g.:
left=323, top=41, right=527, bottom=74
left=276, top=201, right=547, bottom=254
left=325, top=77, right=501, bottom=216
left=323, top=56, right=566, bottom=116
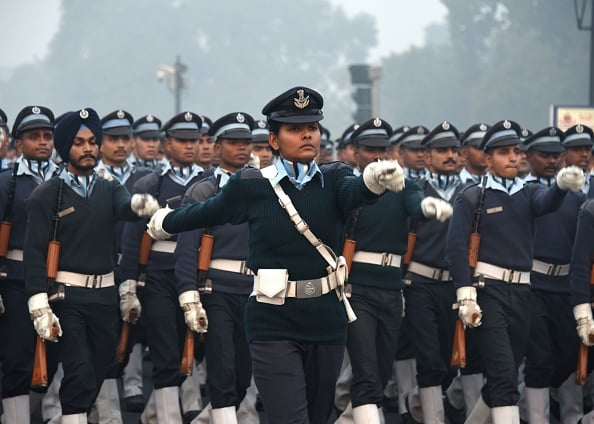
left=184, top=112, right=193, bottom=122
left=373, top=118, right=382, bottom=127
left=117, top=110, right=125, bottom=119
left=294, top=89, right=310, bottom=109
left=503, top=120, right=511, bottom=129
left=32, top=106, right=41, bottom=115
left=521, top=128, right=529, bottom=137
left=257, top=120, right=266, bottom=129
left=80, top=109, right=89, bottom=119
left=146, top=115, right=154, bottom=122
left=417, top=127, right=425, bottom=135
left=549, top=128, right=557, bottom=136
left=442, top=121, right=450, bottom=130
left=236, top=113, right=245, bottom=123
left=577, top=124, right=584, bottom=133
left=479, top=124, right=487, bottom=131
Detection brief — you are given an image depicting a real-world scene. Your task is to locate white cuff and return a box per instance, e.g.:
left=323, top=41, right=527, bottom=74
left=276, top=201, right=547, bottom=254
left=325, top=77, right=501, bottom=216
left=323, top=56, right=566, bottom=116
left=574, top=303, right=593, bottom=323
left=28, top=293, right=50, bottom=313
left=456, top=286, right=477, bottom=302
left=179, top=290, right=200, bottom=307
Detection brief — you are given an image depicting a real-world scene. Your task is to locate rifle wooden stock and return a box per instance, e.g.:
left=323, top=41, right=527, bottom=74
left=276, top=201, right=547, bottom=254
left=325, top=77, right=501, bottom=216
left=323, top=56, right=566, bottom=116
left=0, top=221, right=11, bottom=257
left=577, top=342, right=589, bottom=385
left=341, top=238, right=356, bottom=271
left=46, top=241, right=60, bottom=280
left=31, top=326, right=60, bottom=388
left=180, top=327, right=195, bottom=376
left=115, top=310, right=138, bottom=363
left=467, top=232, right=480, bottom=269
left=403, top=232, right=417, bottom=266
left=450, top=319, right=467, bottom=367
left=137, top=231, right=153, bottom=283
left=198, top=233, right=214, bottom=272
left=590, top=262, right=594, bottom=286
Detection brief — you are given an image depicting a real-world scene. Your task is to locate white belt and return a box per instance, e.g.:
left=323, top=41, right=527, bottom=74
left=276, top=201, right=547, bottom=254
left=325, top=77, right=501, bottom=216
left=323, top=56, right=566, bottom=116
left=210, top=259, right=254, bottom=276
left=286, top=271, right=339, bottom=298
left=532, top=259, right=570, bottom=277
left=5, top=249, right=23, bottom=262
left=56, top=271, right=115, bottom=288
left=352, top=251, right=402, bottom=268
left=151, top=240, right=176, bottom=254
left=474, top=262, right=530, bottom=284
left=408, top=261, right=451, bottom=281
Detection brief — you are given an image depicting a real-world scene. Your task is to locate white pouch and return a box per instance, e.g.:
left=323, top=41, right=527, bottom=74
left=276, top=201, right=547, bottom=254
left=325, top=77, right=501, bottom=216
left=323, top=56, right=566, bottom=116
left=254, top=269, right=288, bottom=305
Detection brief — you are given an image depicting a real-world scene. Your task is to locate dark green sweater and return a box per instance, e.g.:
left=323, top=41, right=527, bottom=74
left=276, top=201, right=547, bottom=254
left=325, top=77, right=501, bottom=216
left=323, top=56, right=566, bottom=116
left=163, top=162, right=378, bottom=344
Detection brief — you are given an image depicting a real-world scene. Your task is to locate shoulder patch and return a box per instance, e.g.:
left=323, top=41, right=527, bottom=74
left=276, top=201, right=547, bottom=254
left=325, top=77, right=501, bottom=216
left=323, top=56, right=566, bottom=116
left=240, top=167, right=265, bottom=180
left=132, top=171, right=160, bottom=194
left=183, top=177, right=218, bottom=205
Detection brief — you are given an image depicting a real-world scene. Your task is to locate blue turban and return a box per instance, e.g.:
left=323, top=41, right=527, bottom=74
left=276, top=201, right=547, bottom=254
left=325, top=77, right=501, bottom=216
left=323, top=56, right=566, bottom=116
left=54, top=108, right=102, bottom=162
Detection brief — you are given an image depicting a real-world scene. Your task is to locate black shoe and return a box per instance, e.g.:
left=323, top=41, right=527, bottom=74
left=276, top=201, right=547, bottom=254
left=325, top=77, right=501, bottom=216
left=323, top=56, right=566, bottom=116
left=183, top=410, right=200, bottom=424
left=381, top=395, right=399, bottom=413
left=123, top=394, right=145, bottom=412
left=444, top=396, right=466, bottom=424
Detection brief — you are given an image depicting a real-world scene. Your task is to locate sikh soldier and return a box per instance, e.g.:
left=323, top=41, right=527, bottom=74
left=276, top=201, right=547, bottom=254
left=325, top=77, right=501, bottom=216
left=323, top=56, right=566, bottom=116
left=118, top=111, right=205, bottom=423
left=521, top=127, right=586, bottom=422
left=402, top=122, right=466, bottom=423
left=459, top=124, right=489, bottom=184
left=128, top=114, right=163, bottom=170
left=24, top=108, right=158, bottom=424
left=145, top=86, right=407, bottom=424
left=339, top=117, right=452, bottom=423
left=446, top=120, right=584, bottom=423
left=0, top=106, right=58, bottom=423
left=175, top=112, right=257, bottom=423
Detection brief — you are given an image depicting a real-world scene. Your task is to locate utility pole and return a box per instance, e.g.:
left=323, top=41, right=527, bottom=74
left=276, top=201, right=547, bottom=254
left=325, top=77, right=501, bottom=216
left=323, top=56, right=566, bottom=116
left=157, top=55, right=188, bottom=114
left=575, top=0, right=594, bottom=105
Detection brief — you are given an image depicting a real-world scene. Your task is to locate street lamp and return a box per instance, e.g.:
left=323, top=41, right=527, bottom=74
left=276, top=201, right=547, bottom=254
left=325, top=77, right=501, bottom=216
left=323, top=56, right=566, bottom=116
left=157, top=55, right=188, bottom=114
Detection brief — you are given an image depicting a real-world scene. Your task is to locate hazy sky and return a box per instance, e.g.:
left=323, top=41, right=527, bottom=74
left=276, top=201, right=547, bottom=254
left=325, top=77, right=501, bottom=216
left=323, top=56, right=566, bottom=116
left=2, top=0, right=447, bottom=68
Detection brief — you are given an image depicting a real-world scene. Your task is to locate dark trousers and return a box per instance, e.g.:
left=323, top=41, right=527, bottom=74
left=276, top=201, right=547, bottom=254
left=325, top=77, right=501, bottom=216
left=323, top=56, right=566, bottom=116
left=250, top=340, right=343, bottom=424
left=0, top=280, right=36, bottom=398
left=52, top=301, right=118, bottom=415
left=203, top=291, right=252, bottom=408
left=140, top=270, right=186, bottom=388
left=475, top=284, right=532, bottom=408
left=405, top=281, right=457, bottom=388
left=346, top=285, right=402, bottom=407
left=524, top=289, right=578, bottom=388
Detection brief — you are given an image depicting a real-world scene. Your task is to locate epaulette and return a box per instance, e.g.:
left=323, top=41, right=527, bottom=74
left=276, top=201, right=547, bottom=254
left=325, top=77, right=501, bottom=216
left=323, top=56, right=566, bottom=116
left=240, top=167, right=265, bottom=180
left=183, top=176, right=218, bottom=205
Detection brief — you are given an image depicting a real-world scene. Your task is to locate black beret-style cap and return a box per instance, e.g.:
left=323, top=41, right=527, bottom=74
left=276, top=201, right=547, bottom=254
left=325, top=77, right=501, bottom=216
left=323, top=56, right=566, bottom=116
left=200, top=116, right=213, bottom=136
left=101, top=110, right=134, bottom=136
left=132, top=115, right=162, bottom=139
left=162, top=112, right=203, bottom=140
left=341, top=123, right=360, bottom=145
left=262, top=86, right=324, bottom=123
left=12, top=106, right=55, bottom=138
left=0, top=108, right=7, bottom=129
left=54, top=108, right=102, bottom=162
left=479, top=119, right=522, bottom=151
left=351, top=117, right=392, bottom=148
left=389, top=125, right=411, bottom=145
left=460, top=123, right=490, bottom=147
left=209, top=112, right=254, bottom=141
left=522, top=127, right=564, bottom=153
left=251, top=120, right=270, bottom=143
left=422, top=121, right=460, bottom=149
left=563, top=124, right=594, bottom=148
left=396, top=125, right=429, bottom=150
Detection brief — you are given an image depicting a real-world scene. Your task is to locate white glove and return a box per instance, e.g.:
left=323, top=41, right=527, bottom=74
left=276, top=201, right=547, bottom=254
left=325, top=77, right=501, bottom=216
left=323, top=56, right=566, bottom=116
left=456, top=287, right=482, bottom=327
left=179, top=290, right=208, bottom=333
left=27, top=293, right=62, bottom=342
left=421, top=197, right=453, bottom=222
left=146, top=206, right=174, bottom=240
left=556, top=165, right=585, bottom=192
left=96, top=168, right=114, bottom=181
left=119, top=280, right=141, bottom=323
left=574, top=303, right=594, bottom=346
left=131, top=193, right=160, bottom=217
left=0, top=293, right=4, bottom=315
left=363, top=160, right=405, bottom=194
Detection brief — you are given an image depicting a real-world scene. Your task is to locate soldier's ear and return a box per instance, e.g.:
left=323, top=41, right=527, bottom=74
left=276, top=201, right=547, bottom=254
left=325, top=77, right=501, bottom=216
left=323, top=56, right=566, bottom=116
left=269, top=132, right=280, bottom=152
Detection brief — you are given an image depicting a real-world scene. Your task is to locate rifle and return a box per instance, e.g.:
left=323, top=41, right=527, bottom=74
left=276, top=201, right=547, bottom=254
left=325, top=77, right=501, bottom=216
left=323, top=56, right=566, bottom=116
left=115, top=310, right=138, bottom=363
left=0, top=162, right=20, bottom=278
left=31, top=326, right=60, bottom=388
left=403, top=179, right=428, bottom=269
left=576, top=254, right=594, bottom=385
left=451, top=176, right=487, bottom=368
left=32, top=178, right=66, bottom=387
left=180, top=174, right=221, bottom=375
left=137, top=175, right=165, bottom=287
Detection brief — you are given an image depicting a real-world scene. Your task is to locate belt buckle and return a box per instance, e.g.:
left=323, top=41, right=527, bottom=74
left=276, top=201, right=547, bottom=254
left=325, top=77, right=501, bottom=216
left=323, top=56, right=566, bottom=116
left=432, top=268, right=444, bottom=281
left=548, top=264, right=559, bottom=276
left=381, top=253, right=392, bottom=267
left=296, top=279, right=321, bottom=298
left=239, top=261, right=247, bottom=274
